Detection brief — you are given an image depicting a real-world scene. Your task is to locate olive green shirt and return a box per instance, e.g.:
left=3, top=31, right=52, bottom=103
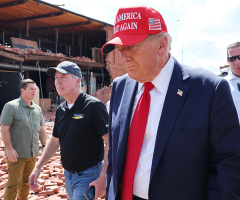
left=0, top=97, right=44, bottom=158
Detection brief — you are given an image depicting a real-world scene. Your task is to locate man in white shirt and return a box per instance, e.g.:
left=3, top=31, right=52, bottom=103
left=224, top=41, right=240, bottom=122
left=101, top=5, right=240, bottom=200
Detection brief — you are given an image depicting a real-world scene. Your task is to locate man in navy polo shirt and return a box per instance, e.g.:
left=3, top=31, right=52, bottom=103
left=29, top=61, right=109, bottom=200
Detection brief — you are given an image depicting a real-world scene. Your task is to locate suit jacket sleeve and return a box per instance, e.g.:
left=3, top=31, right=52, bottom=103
left=208, top=78, right=240, bottom=199
left=105, top=81, right=115, bottom=200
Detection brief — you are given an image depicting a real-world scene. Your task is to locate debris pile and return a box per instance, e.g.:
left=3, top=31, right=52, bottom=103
left=0, top=45, right=96, bottom=63
left=0, top=45, right=65, bottom=57
left=69, top=56, right=96, bottom=62
left=0, top=110, right=68, bottom=199
left=0, top=109, right=106, bottom=199
left=28, top=147, right=68, bottom=200
left=42, top=108, right=57, bottom=122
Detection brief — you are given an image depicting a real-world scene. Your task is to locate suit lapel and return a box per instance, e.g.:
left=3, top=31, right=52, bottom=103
left=150, top=60, right=190, bottom=180
left=117, top=78, right=138, bottom=178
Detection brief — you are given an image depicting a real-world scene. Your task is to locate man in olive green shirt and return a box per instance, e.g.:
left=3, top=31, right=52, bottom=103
left=0, top=79, right=46, bottom=200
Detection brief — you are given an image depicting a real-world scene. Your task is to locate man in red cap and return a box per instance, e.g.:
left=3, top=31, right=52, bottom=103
left=102, top=5, right=240, bottom=200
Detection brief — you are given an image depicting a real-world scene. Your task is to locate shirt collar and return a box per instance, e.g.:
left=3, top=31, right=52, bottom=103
left=138, top=55, right=174, bottom=95
left=19, top=96, right=35, bottom=108
left=62, top=92, right=84, bottom=110
left=225, top=70, right=240, bottom=81
left=73, top=92, right=85, bottom=108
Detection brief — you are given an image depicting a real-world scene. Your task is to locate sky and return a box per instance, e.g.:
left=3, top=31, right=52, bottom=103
left=45, top=0, right=240, bottom=75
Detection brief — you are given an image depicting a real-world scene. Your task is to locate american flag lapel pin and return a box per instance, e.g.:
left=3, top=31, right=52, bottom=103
left=177, top=89, right=183, bottom=96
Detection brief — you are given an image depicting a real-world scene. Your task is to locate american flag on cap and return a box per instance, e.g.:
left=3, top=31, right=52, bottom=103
left=149, top=18, right=162, bottom=30
left=101, top=6, right=168, bottom=55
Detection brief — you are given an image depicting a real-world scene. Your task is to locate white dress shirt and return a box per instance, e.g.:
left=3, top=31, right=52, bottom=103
left=224, top=70, right=240, bottom=123
left=132, top=55, right=174, bottom=199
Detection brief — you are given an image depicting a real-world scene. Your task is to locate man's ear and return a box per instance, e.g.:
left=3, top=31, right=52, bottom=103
left=21, top=88, right=25, bottom=94
left=76, top=78, right=81, bottom=87
left=158, top=36, right=168, bottom=55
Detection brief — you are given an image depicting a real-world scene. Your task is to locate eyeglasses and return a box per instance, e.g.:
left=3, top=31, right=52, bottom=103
left=227, top=55, right=240, bottom=62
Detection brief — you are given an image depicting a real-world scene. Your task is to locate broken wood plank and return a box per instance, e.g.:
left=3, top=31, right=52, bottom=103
left=24, top=55, right=64, bottom=62
left=65, top=57, right=105, bottom=68
left=0, top=50, right=24, bottom=62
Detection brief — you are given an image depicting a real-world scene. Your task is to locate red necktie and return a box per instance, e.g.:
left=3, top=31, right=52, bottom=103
left=121, top=82, right=154, bottom=200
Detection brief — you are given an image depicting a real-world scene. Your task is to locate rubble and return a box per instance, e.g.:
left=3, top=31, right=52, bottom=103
left=0, top=109, right=105, bottom=199
left=0, top=45, right=96, bottom=63
left=0, top=110, right=66, bottom=199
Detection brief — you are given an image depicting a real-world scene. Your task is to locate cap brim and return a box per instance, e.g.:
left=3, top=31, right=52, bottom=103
left=47, top=67, right=71, bottom=76
left=101, top=34, right=149, bottom=55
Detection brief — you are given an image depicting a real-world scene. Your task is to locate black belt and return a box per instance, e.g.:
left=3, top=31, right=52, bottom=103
left=66, top=170, right=82, bottom=174
left=133, top=195, right=147, bottom=200
left=66, top=162, right=100, bottom=174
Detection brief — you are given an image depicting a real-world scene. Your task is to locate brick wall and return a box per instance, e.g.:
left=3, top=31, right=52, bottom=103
left=91, top=87, right=112, bottom=106
left=92, top=25, right=127, bottom=105
left=104, top=25, right=127, bottom=81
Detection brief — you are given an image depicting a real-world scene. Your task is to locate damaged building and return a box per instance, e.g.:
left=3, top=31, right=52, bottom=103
left=0, top=0, right=126, bottom=112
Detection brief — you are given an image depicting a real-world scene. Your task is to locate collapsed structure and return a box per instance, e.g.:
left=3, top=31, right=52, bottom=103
left=0, top=0, right=126, bottom=112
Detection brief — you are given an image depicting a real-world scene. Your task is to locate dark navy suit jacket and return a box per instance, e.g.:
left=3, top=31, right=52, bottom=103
left=106, top=58, right=240, bottom=200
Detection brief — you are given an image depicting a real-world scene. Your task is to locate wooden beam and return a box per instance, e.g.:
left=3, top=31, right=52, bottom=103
left=64, top=58, right=105, bottom=68
left=38, top=38, right=41, bottom=49
left=0, top=50, right=24, bottom=62
left=25, top=20, right=29, bottom=36
left=78, top=32, right=82, bottom=57
left=2, top=31, right=5, bottom=45
left=20, top=15, right=22, bottom=36
left=69, top=46, right=71, bottom=57
left=30, top=21, right=92, bottom=32
left=55, top=28, right=58, bottom=42
left=1, top=12, right=65, bottom=25
left=23, top=55, right=104, bottom=69
left=72, top=27, right=74, bottom=47
left=85, top=34, right=87, bottom=56
left=55, top=28, right=58, bottom=53
left=24, top=55, right=64, bottom=62
left=65, top=34, right=68, bottom=56
left=0, top=0, right=28, bottom=9
left=25, top=71, right=30, bottom=78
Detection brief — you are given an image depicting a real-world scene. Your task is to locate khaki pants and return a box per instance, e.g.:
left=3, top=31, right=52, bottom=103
left=4, top=157, right=36, bottom=200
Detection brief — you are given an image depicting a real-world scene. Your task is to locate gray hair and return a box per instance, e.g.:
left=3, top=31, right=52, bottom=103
left=115, top=32, right=172, bottom=54
left=147, top=32, right=172, bottom=52
left=72, top=74, right=81, bottom=88
left=227, top=41, right=240, bottom=57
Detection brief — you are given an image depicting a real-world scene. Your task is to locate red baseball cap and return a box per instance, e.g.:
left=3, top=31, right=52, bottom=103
left=101, top=5, right=168, bottom=55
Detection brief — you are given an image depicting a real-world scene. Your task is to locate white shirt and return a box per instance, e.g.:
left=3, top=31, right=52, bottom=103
left=68, top=103, right=74, bottom=109
left=224, top=70, right=240, bottom=123
left=132, top=56, right=174, bottom=199
left=106, top=100, right=110, bottom=113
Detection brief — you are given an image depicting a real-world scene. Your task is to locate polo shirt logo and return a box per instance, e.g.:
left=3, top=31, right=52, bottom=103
left=72, top=114, right=84, bottom=119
